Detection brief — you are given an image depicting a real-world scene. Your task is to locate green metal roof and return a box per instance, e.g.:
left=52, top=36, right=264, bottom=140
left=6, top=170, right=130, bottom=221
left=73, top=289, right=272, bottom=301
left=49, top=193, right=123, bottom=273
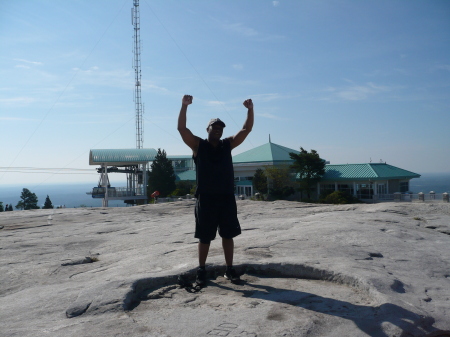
left=321, top=163, right=420, bottom=181
left=167, top=155, right=192, bottom=160
left=89, top=149, right=157, bottom=165
left=175, top=170, right=196, bottom=181
left=235, top=180, right=253, bottom=186
left=233, top=141, right=299, bottom=164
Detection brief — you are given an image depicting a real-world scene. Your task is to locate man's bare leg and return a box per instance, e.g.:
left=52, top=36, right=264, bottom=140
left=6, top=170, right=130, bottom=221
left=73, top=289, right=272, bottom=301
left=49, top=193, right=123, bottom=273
left=198, top=242, right=210, bottom=267
left=222, top=238, right=234, bottom=266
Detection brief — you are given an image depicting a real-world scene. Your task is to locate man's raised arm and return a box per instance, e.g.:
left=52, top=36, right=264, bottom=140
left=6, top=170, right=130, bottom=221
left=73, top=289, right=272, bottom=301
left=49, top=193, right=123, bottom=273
left=177, top=95, right=200, bottom=154
left=229, top=99, right=254, bottom=150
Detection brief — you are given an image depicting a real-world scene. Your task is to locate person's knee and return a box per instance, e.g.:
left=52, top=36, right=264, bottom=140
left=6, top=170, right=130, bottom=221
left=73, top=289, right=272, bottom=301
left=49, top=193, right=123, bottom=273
left=199, top=238, right=211, bottom=245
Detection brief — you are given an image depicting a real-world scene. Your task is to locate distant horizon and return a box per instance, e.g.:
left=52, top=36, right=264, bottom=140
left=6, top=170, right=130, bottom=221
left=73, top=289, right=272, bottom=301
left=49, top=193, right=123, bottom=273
left=1, top=170, right=449, bottom=188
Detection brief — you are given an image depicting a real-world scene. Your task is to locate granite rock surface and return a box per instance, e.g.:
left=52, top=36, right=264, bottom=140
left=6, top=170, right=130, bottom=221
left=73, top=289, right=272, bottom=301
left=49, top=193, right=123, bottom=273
left=1, top=200, right=450, bottom=336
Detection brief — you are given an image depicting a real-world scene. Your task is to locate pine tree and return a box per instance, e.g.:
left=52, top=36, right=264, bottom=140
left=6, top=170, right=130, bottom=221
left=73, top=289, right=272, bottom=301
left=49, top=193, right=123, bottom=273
left=16, top=188, right=40, bottom=210
left=43, top=195, right=54, bottom=209
left=0, top=202, right=4, bottom=212
left=253, top=168, right=268, bottom=194
left=290, top=147, right=325, bottom=200
left=147, top=148, right=176, bottom=198
left=8, top=204, right=13, bottom=211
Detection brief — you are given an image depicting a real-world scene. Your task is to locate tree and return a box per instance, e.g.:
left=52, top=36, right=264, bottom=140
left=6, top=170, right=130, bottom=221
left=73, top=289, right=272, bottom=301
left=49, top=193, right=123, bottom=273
left=16, top=188, right=40, bottom=210
left=264, top=165, right=295, bottom=200
left=172, top=180, right=195, bottom=196
left=290, top=147, right=325, bottom=200
left=0, top=202, right=3, bottom=212
left=147, top=148, right=176, bottom=198
left=42, top=195, right=54, bottom=209
left=253, top=168, right=268, bottom=194
left=8, top=204, right=13, bottom=211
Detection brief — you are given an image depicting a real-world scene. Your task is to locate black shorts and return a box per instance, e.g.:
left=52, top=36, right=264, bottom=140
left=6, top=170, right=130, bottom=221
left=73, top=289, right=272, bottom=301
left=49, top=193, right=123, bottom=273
left=195, top=194, right=241, bottom=242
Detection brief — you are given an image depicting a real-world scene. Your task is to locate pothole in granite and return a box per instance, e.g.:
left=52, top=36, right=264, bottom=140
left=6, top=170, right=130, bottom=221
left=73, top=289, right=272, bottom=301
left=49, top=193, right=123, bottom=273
left=125, top=265, right=436, bottom=337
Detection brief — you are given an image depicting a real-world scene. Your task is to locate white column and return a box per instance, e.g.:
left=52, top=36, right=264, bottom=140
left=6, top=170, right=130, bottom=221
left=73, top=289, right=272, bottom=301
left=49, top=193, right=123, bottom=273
left=103, top=164, right=109, bottom=207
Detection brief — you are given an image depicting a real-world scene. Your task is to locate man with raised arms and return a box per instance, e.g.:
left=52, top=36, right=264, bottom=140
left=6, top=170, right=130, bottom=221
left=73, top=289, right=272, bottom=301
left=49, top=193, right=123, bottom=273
left=177, top=95, right=254, bottom=286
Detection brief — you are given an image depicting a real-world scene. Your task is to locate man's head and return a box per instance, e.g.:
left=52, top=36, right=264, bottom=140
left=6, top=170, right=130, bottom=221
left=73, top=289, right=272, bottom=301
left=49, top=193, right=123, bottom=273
left=206, top=118, right=225, bottom=140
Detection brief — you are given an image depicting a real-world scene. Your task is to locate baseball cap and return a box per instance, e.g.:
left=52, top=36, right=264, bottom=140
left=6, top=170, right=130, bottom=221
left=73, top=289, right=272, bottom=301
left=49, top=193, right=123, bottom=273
left=207, top=118, right=226, bottom=128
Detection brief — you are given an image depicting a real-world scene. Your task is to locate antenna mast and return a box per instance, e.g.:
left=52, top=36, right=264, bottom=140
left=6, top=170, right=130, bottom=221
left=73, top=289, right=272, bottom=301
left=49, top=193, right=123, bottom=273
left=132, top=0, right=143, bottom=149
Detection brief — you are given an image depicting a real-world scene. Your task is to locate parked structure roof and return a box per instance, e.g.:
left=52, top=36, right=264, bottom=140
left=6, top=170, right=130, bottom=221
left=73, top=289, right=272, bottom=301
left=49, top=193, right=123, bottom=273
left=175, top=170, right=196, bottom=181
left=89, top=149, right=157, bottom=165
left=321, top=163, right=420, bottom=181
left=233, top=141, right=299, bottom=164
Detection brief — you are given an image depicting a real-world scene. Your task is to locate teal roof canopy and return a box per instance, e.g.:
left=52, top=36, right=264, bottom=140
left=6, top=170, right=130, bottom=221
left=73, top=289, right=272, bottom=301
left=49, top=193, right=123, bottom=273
left=175, top=170, right=196, bottom=181
left=320, top=163, right=420, bottom=181
left=89, top=149, right=157, bottom=165
left=233, top=142, right=299, bottom=164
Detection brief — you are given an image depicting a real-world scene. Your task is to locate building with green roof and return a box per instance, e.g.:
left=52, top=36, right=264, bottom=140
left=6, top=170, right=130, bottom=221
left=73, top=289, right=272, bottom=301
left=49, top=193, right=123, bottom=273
left=90, top=141, right=421, bottom=204
left=231, top=141, right=420, bottom=200
left=317, top=163, right=420, bottom=200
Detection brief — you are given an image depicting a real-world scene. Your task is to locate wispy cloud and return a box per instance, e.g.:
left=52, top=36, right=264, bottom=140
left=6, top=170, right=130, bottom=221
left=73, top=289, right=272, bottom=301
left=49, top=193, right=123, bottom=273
left=205, top=100, right=225, bottom=106
left=13, top=58, right=43, bottom=66
left=221, top=22, right=285, bottom=41
left=232, top=64, right=244, bottom=70
left=0, top=97, right=36, bottom=105
left=250, top=93, right=284, bottom=102
left=324, top=82, right=392, bottom=101
left=433, top=64, right=450, bottom=72
left=272, top=1, right=280, bottom=7
left=257, top=112, right=288, bottom=120
left=0, top=116, right=36, bottom=121
left=223, top=23, right=258, bottom=38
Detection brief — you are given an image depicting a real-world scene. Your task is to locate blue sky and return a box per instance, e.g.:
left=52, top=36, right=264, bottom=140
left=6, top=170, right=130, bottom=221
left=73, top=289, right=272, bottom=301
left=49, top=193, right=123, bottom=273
left=1, top=0, right=449, bottom=187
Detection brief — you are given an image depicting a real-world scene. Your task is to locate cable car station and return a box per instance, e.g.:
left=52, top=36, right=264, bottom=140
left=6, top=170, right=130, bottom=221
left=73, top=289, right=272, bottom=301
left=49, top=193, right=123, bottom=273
left=88, top=148, right=157, bottom=207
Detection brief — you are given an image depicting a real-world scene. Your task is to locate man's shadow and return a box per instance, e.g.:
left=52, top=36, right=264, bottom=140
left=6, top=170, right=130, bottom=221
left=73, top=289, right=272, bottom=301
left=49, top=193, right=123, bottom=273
left=208, top=276, right=437, bottom=337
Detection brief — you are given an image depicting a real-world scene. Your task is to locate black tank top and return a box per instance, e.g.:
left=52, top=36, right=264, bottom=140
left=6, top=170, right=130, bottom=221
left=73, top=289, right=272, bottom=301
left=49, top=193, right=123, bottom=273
left=193, top=138, right=235, bottom=196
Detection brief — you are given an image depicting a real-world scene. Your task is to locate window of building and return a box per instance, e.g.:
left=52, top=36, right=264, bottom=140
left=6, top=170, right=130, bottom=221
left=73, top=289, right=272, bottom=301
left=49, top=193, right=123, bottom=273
left=320, top=184, right=335, bottom=195
left=356, top=183, right=373, bottom=199
left=338, top=184, right=353, bottom=195
left=400, top=181, right=409, bottom=193
left=377, top=183, right=387, bottom=195
left=237, top=186, right=252, bottom=196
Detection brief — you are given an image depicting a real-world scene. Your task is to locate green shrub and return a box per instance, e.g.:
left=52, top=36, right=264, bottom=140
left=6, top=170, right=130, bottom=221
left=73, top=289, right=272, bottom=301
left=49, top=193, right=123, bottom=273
left=321, top=191, right=357, bottom=204
left=170, top=188, right=183, bottom=196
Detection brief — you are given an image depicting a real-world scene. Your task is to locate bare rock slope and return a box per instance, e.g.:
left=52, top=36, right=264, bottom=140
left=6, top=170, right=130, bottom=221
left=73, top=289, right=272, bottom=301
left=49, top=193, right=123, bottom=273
left=1, top=200, right=450, bottom=337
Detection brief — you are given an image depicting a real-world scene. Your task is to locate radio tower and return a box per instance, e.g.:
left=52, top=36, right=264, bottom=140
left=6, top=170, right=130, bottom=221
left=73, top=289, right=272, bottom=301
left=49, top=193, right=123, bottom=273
left=132, top=0, right=143, bottom=149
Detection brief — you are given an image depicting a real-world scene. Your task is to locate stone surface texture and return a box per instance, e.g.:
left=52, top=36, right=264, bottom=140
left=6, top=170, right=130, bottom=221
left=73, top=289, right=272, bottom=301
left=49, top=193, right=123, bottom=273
left=1, top=200, right=450, bottom=336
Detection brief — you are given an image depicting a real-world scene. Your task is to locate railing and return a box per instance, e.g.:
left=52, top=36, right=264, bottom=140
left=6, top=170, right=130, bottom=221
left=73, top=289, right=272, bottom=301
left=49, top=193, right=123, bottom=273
left=374, top=192, right=449, bottom=203
left=87, top=186, right=145, bottom=198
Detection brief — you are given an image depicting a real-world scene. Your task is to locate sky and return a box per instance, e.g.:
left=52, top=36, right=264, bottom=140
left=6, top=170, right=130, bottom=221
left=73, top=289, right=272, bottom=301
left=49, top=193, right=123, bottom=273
left=1, top=0, right=449, bottom=188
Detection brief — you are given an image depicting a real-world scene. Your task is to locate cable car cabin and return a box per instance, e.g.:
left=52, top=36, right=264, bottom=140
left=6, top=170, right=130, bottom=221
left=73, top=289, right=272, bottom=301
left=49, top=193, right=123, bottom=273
left=91, top=186, right=116, bottom=198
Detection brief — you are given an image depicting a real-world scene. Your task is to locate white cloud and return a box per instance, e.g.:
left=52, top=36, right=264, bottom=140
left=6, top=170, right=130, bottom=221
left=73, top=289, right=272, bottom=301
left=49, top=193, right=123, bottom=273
left=232, top=64, right=243, bottom=70
left=0, top=97, right=36, bottom=105
left=433, top=64, right=450, bottom=72
left=223, top=23, right=258, bottom=37
left=250, top=93, right=282, bottom=102
left=326, top=82, right=391, bottom=101
left=256, top=112, right=287, bottom=120
left=13, top=58, right=43, bottom=66
left=0, top=116, right=36, bottom=121
left=219, top=19, right=285, bottom=41
left=273, top=1, right=280, bottom=7
left=205, top=100, right=225, bottom=106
